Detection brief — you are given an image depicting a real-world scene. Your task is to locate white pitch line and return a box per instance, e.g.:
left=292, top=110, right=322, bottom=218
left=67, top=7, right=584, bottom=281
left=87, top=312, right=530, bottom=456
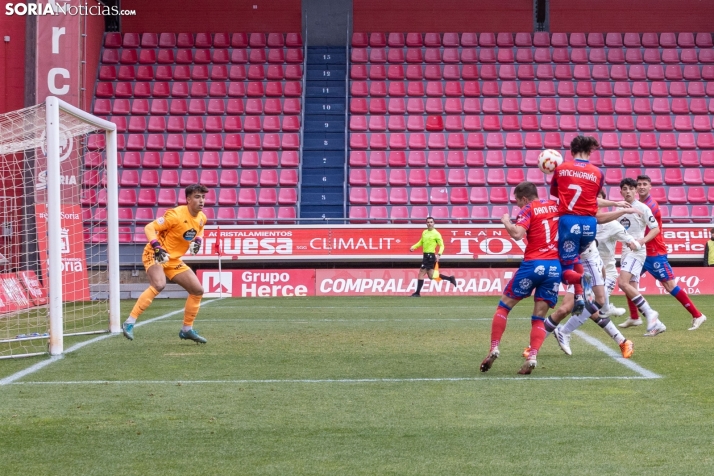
left=208, top=306, right=501, bottom=310
left=10, top=375, right=655, bottom=385
left=573, top=330, right=661, bottom=379
left=0, top=298, right=222, bottom=387
left=155, top=317, right=527, bottom=323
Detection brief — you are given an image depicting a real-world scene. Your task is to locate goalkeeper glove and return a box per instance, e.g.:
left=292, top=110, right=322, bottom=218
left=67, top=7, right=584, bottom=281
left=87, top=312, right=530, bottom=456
left=150, top=240, right=169, bottom=264
left=189, top=237, right=202, bottom=255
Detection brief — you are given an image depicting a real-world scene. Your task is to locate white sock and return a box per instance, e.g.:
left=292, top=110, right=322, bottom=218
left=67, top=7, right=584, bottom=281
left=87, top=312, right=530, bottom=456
left=633, top=294, right=657, bottom=326
left=562, top=310, right=591, bottom=335
left=181, top=325, right=192, bottom=332
left=125, top=316, right=136, bottom=324
left=603, top=321, right=626, bottom=344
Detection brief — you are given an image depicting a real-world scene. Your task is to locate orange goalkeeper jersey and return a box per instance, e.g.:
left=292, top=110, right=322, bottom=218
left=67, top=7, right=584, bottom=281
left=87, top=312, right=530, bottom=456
left=144, top=205, right=207, bottom=259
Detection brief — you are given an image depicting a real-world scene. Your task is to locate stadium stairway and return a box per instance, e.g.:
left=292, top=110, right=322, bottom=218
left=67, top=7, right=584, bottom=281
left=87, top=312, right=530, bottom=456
left=300, top=47, right=347, bottom=219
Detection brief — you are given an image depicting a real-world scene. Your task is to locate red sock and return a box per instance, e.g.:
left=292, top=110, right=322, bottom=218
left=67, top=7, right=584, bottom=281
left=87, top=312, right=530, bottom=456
left=672, top=287, right=702, bottom=318
left=627, top=296, right=640, bottom=320
left=562, top=270, right=581, bottom=285
left=562, top=264, right=584, bottom=295
left=572, top=263, right=584, bottom=295
left=528, top=319, right=546, bottom=360
left=490, top=305, right=510, bottom=351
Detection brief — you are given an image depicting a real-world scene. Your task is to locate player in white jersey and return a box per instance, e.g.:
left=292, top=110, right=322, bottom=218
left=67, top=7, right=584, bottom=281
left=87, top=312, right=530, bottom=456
left=616, top=178, right=666, bottom=336
left=541, top=204, right=640, bottom=358
left=546, top=241, right=634, bottom=357
left=595, top=190, right=638, bottom=317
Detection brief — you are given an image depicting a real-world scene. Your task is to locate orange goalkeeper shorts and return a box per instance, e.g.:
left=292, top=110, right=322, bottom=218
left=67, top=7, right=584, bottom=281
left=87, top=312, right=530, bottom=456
left=142, top=246, right=190, bottom=280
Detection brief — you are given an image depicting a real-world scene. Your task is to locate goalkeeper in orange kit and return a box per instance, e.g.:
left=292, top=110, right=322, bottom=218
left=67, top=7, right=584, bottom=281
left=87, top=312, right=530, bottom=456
left=122, top=184, right=209, bottom=343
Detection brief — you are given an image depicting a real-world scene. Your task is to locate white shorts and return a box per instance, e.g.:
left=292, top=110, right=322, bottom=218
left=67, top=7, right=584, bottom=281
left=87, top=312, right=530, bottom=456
left=620, top=253, right=644, bottom=282
left=582, top=253, right=605, bottom=287
left=566, top=253, right=604, bottom=293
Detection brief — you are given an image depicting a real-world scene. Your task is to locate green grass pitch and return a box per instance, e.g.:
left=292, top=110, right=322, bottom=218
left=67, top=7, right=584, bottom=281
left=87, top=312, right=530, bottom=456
left=1, top=295, right=713, bottom=475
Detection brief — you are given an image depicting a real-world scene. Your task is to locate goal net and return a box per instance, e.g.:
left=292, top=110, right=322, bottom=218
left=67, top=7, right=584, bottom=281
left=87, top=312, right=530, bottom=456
left=0, top=97, right=120, bottom=358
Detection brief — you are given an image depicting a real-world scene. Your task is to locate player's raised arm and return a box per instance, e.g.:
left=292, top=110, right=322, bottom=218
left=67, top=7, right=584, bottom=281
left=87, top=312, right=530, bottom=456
left=501, top=213, right=526, bottom=241
left=596, top=207, right=642, bottom=224
left=598, top=197, right=630, bottom=209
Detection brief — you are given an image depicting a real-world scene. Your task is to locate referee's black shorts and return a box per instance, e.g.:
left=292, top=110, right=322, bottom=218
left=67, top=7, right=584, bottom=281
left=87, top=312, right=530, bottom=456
left=420, top=253, right=437, bottom=270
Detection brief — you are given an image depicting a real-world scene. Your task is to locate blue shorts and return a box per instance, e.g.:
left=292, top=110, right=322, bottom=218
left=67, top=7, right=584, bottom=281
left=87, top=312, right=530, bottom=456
left=644, top=255, right=675, bottom=282
left=504, top=259, right=562, bottom=308
left=558, top=215, right=597, bottom=266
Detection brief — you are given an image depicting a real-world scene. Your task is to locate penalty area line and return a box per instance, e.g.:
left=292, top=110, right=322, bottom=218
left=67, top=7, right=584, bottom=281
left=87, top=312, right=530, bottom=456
left=0, top=298, right=223, bottom=387
left=10, top=375, right=657, bottom=385
left=573, top=330, right=661, bottom=379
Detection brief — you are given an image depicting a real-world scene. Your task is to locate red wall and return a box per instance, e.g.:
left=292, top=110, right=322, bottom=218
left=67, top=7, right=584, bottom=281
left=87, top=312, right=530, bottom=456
left=0, top=1, right=26, bottom=113
left=83, top=6, right=104, bottom=113
left=551, top=0, right=714, bottom=32
left=353, top=0, right=532, bottom=32
left=121, top=0, right=301, bottom=33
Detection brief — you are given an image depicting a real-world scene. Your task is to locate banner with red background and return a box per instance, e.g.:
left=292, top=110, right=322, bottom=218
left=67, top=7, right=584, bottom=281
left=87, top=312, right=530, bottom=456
left=188, top=225, right=711, bottom=262
left=195, top=267, right=713, bottom=297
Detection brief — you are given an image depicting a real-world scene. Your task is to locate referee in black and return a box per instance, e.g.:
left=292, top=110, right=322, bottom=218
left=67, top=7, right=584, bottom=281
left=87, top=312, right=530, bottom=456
left=409, top=217, right=458, bottom=296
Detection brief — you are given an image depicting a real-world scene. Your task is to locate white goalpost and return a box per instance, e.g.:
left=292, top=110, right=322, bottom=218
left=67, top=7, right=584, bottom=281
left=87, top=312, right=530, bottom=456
left=0, top=96, right=120, bottom=358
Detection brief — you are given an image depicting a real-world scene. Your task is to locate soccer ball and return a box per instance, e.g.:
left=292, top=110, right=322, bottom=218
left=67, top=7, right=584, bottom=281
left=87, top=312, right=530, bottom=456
left=537, top=149, right=563, bottom=174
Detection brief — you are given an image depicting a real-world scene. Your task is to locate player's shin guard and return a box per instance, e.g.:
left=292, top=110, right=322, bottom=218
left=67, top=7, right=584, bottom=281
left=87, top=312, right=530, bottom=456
left=670, top=286, right=703, bottom=318
left=490, top=301, right=512, bottom=351
left=627, top=296, right=640, bottom=320
left=595, top=316, right=626, bottom=345
left=183, top=294, right=202, bottom=328
left=528, top=317, right=546, bottom=359
left=129, top=286, right=160, bottom=320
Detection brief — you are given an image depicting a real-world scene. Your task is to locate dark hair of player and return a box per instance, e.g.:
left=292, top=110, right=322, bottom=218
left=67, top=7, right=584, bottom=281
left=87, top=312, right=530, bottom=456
left=513, top=181, right=539, bottom=201
left=598, top=189, right=606, bottom=199
left=185, top=183, right=209, bottom=198
left=425, top=216, right=434, bottom=222
left=619, top=177, right=638, bottom=189
left=570, top=135, right=600, bottom=156
left=636, top=175, right=652, bottom=184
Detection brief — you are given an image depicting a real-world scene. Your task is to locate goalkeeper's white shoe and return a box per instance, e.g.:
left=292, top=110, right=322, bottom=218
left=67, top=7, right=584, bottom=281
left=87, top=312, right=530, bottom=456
left=689, top=314, right=707, bottom=331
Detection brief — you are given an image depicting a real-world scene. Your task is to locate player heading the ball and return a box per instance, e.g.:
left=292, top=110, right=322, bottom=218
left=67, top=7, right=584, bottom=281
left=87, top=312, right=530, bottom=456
left=550, top=137, right=613, bottom=315
left=122, top=184, right=209, bottom=344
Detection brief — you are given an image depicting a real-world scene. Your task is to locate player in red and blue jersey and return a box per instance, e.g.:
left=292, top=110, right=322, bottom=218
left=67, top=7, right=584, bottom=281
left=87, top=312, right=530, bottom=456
left=550, top=136, right=604, bottom=315
left=480, top=181, right=561, bottom=375
left=625, top=175, right=707, bottom=330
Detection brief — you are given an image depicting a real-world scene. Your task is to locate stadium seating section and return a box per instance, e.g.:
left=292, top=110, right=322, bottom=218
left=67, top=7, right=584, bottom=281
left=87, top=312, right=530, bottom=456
left=89, top=31, right=714, bottom=232
left=348, top=31, right=714, bottom=223
left=92, top=32, right=303, bottom=233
